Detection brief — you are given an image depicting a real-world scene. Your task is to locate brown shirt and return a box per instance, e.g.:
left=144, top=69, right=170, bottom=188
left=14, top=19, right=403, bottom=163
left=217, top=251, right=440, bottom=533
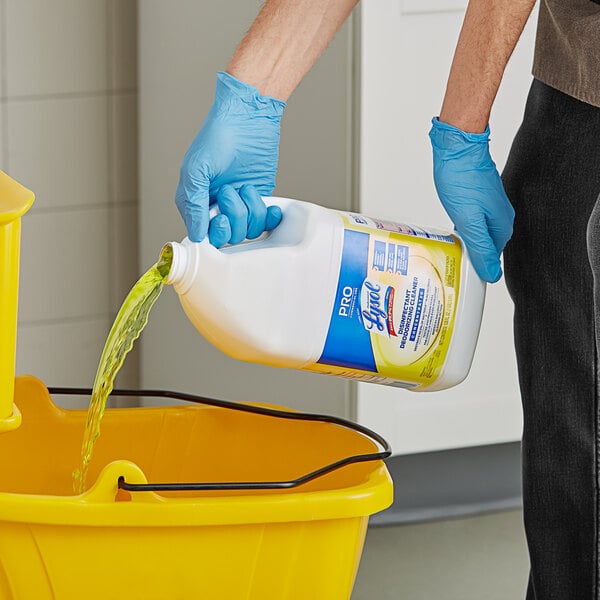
left=533, top=0, right=600, bottom=107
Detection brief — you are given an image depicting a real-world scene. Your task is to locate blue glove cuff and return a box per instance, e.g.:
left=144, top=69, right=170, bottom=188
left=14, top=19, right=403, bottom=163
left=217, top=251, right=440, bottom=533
left=216, top=71, right=286, bottom=116
left=429, top=116, right=490, bottom=144
left=429, top=117, right=492, bottom=162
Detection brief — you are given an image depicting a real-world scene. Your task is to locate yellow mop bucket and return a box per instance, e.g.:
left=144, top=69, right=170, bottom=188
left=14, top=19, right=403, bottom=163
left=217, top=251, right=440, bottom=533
left=0, top=170, right=393, bottom=599
left=0, top=171, right=392, bottom=600
left=0, top=377, right=392, bottom=599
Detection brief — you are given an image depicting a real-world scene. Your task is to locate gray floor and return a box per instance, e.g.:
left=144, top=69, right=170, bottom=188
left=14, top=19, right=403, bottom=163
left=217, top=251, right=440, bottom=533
left=352, top=509, right=530, bottom=600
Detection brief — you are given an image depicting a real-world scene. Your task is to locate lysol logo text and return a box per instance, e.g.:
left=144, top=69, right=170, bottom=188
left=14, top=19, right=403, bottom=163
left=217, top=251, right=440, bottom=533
left=361, top=280, right=390, bottom=334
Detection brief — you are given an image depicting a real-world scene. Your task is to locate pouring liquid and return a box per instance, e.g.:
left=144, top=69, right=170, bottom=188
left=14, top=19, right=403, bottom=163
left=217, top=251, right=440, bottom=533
left=73, top=249, right=171, bottom=493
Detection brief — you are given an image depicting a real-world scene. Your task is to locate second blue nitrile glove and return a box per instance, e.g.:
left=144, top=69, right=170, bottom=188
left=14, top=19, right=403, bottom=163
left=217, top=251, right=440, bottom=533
left=429, top=117, right=514, bottom=283
left=175, top=71, right=286, bottom=246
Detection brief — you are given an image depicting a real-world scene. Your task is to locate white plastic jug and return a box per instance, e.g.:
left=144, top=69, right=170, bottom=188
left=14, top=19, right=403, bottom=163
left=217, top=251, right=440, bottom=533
left=162, top=197, right=486, bottom=391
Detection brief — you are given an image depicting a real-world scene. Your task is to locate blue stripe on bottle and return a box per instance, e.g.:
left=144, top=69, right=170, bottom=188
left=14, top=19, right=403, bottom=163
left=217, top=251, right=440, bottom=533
left=318, top=229, right=377, bottom=372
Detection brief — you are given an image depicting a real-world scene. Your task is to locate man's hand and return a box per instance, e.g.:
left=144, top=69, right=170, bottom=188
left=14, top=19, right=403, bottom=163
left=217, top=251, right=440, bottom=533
left=429, top=117, right=514, bottom=283
left=176, top=0, right=359, bottom=246
left=175, top=72, right=285, bottom=246
left=432, top=0, right=535, bottom=281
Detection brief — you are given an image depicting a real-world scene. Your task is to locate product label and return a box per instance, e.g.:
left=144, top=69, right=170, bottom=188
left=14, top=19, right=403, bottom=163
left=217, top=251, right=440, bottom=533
left=306, top=212, right=462, bottom=388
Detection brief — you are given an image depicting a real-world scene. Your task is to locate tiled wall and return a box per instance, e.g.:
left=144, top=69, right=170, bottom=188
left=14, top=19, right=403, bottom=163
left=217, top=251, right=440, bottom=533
left=1, top=0, right=139, bottom=404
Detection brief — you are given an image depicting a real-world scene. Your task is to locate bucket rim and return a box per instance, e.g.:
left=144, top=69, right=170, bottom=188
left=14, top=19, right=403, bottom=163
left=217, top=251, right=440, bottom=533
left=50, top=386, right=391, bottom=494
left=0, top=377, right=394, bottom=527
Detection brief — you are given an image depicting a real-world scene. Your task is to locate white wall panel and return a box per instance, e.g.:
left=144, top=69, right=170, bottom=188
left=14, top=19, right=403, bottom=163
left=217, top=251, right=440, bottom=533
left=402, top=0, right=467, bottom=14
left=358, top=0, right=537, bottom=453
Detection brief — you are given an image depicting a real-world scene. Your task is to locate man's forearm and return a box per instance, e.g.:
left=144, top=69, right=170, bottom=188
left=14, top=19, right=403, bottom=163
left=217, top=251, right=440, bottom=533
left=227, top=0, right=359, bottom=101
left=440, top=0, right=536, bottom=133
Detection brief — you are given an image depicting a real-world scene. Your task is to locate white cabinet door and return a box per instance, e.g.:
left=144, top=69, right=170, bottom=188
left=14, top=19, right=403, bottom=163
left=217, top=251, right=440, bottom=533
left=358, top=0, right=537, bottom=454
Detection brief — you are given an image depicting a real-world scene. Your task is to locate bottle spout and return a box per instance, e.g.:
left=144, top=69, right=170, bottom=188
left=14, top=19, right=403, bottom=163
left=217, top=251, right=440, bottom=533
left=158, top=241, right=186, bottom=285
left=159, top=238, right=221, bottom=294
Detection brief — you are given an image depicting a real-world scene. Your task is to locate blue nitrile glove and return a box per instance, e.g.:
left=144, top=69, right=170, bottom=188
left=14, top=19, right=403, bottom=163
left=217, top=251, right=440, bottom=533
left=428, top=117, right=514, bottom=283
left=175, top=71, right=286, bottom=247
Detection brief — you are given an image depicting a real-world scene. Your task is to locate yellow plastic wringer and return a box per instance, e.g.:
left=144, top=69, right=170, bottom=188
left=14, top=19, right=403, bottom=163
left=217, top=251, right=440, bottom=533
left=0, top=171, right=393, bottom=599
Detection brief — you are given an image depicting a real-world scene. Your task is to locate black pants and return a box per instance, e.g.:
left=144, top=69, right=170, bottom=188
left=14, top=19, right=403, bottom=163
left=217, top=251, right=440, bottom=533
left=503, top=79, right=600, bottom=600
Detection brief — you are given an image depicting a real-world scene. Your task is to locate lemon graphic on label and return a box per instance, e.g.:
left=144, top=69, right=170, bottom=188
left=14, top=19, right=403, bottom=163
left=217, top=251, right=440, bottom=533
left=365, top=254, right=446, bottom=367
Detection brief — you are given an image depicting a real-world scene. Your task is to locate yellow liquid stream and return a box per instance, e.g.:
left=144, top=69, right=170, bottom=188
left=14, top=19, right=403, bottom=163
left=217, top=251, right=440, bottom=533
left=73, top=249, right=171, bottom=493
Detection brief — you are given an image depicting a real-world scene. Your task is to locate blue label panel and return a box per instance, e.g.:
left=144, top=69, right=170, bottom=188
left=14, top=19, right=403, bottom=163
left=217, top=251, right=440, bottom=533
left=372, top=240, right=386, bottom=271
left=318, top=229, right=377, bottom=372
left=395, top=245, right=409, bottom=275
left=386, top=244, right=396, bottom=272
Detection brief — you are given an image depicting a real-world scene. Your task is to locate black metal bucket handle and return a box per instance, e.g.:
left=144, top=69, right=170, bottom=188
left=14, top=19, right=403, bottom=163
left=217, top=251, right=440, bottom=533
left=49, top=387, right=392, bottom=493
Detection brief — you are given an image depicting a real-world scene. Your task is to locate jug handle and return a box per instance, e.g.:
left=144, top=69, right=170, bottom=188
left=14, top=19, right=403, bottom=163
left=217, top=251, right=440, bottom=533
left=205, top=195, right=306, bottom=249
